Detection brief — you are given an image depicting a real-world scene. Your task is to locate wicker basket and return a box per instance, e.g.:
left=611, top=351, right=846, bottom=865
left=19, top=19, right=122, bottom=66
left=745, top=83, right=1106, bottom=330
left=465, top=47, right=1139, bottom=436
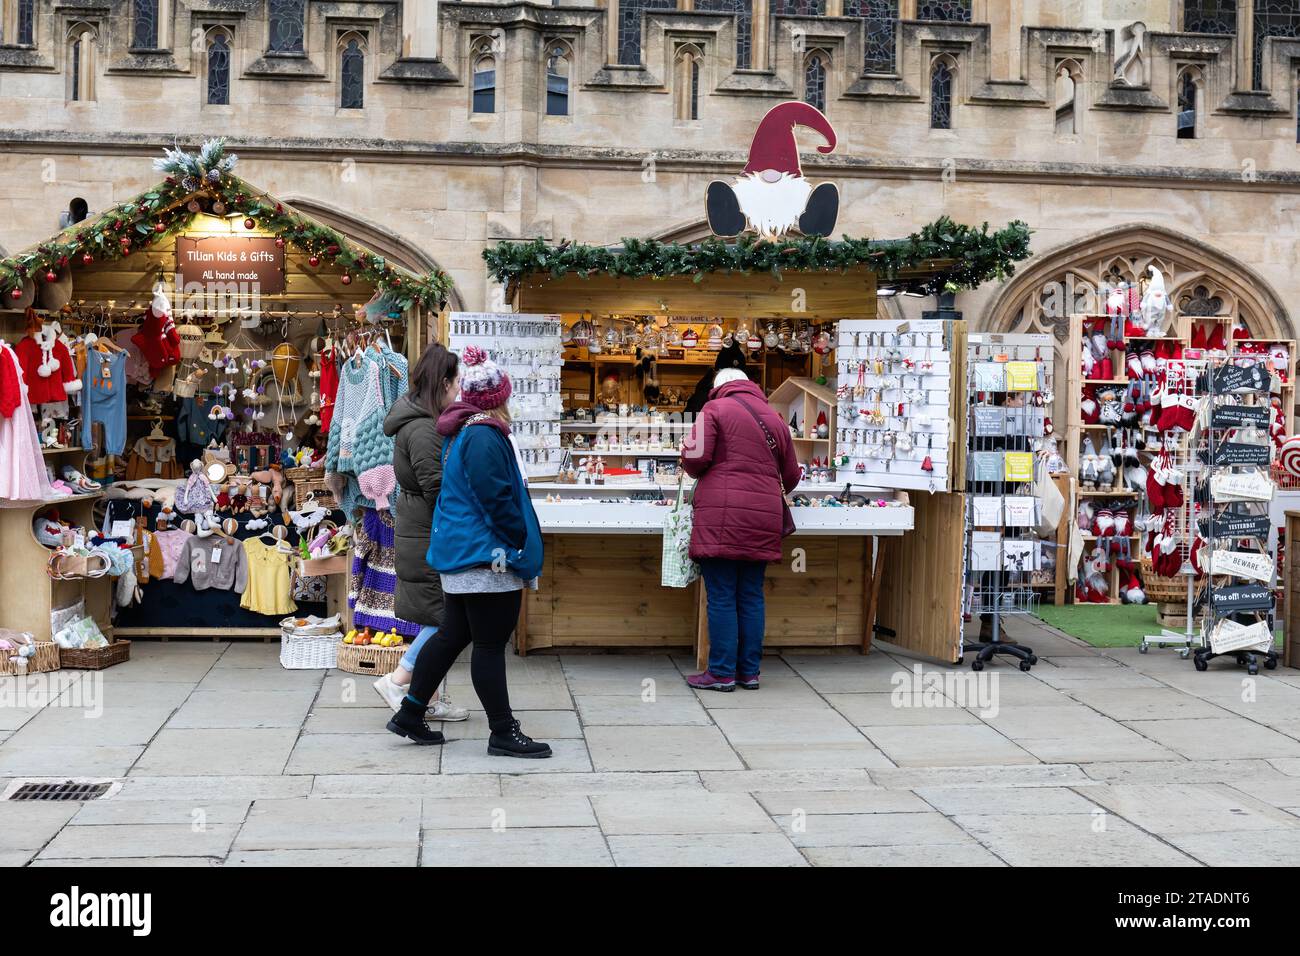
left=1140, top=558, right=1204, bottom=605
left=0, top=641, right=60, bottom=676
left=336, top=641, right=407, bottom=676
left=280, top=631, right=340, bottom=670
left=285, top=466, right=336, bottom=509
left=58, top=640, right=131, bottom=670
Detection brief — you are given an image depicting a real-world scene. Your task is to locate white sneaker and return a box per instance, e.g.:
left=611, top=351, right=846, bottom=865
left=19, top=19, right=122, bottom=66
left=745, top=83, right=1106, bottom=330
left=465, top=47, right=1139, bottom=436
left=429, top=696, right=469, bottom=721
left=372, top=674, right=406, bottom=712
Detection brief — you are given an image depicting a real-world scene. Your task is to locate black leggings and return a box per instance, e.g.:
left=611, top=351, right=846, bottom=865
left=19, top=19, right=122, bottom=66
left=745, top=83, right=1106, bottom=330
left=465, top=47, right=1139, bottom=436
left=408, top=589, right=521, bottom=732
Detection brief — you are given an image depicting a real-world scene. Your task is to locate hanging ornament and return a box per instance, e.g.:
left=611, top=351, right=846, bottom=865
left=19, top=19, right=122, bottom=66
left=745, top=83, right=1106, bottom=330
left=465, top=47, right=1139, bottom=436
left=308, top=255, right=320, bottom=268
left=274, top=237, right=285, bottom=248
left=244, top=218, right=256, bottom=230
left=9, top=288, right=22, bottom=300
left=212, top=200, right=226, bottom=215
left=44, top=270, right=57, bottom=283
left=81, top=253, right=93, bottom=265
left=187, top=200, right=202, bottom=214
left=340, top=274, right=352, bottom=286
left=154, top=221, right=166, bottom=233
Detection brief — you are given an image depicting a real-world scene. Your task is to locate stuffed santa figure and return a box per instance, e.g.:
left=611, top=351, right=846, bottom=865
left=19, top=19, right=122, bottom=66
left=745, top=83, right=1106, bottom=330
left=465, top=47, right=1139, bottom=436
left=1139, top=265, right=1173, bottom=336
left=131, top=284, right=181, bottom=378
left=707, top=101, right=839, bottom=240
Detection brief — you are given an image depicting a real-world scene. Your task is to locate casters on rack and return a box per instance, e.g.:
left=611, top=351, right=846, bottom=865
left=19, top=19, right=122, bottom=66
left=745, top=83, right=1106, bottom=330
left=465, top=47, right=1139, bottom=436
left=971, top=660, right=984, bottom=672
left=965, top=640, right=1036, bottom=672
left=1019, top=661, right=1032, bottom=672
left=1138, top=642, right=1149, bottom=654
left=1193, top=654, right=1209, bottom=671
left=1192, top=646, right=1278, bottom=673
left=1179, top=647, right=1191, bottom=660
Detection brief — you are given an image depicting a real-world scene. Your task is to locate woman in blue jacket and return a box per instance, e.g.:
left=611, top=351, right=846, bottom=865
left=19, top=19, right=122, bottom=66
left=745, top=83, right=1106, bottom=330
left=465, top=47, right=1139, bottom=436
left=386, top=345, right=550, bottom=758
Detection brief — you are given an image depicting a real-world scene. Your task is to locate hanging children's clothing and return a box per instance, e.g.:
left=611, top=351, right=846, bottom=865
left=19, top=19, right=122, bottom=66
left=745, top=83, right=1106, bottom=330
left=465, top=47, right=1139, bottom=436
left=174, top=534, right=247, bottom=593
left=0, top=343, right=55, bottom=501
left=239, top=537, right=298, bottom=616
left=176, top=393, right=227, bottom=447
left=13, top=326, right=80, bottom=406
left=125, top=435, right=183, bottom=480
left=148, top=528, right=192, bottom=579
left=349, top=507, right=417, bottom=637
left=318, top=343, right=340, bottom=433
left=81, top=347, right=128, bottom=456
left=325, top=344, right=408, bottom=514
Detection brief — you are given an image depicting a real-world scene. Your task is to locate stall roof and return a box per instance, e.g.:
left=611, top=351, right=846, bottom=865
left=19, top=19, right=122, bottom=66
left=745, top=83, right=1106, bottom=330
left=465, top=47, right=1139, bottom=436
left=0, top=139, right=452, bottom=312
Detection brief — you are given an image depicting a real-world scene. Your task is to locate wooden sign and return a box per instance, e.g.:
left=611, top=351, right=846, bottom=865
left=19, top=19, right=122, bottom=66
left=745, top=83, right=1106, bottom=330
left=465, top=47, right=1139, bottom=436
left=1204, top=513, right=1271, bottom=539
left=1203, top=442, right=1272, bottom=467
left=1208, top=363, right=1270, bottom=394
left=176, top=236, right=285, bottom=294
left=1210, top=583, right=1274, bottom=613
left=1211, top=404, right=1269, bottom=428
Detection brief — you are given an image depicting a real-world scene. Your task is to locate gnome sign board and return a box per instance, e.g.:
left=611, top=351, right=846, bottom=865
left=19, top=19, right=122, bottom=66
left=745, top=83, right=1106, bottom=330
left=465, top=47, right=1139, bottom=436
left=707, top=102, right=839, bottom=241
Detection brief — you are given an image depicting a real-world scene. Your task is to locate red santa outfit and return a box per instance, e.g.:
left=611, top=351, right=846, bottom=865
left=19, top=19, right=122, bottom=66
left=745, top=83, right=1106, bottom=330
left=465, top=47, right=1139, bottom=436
left=14, top=324, right=80, bottom=405
left=131, top=286, right=181, bottom=378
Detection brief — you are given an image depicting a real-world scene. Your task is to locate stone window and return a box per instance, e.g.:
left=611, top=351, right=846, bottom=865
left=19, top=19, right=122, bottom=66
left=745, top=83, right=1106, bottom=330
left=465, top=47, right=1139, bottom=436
left=770, top=0, right=827, bottom=14
left=1055, top=60, right=1082, bottom=135
left=844, top=0, right=898, bottom=74
left=930, top=56, right=954, bottom=129
left=472, top=38, right=496, bottom=114
left=916, top=0, right=971, bottom=21
left=545, top=41, right=571, bottom=116
left=132, top=0, right=160, bottom=50
left=1254, top=1, right=1300, bottom=89
left=1177, top=66, right=1201, bottom=138
left=66, top=22, right=97, bottom=102
left=674, top=45, right=703, bottom=121
left=206, top=29, right=232, bottom=105
left=1183, top=0, right=1237, bottom=35
left=13, top=0, right=35, bottom=45
left=340, top=34, right=365, bottom=109
left=804, top=50, right=828, bottom=112
left=268, top=0, right=306, bottom=54
left=618, top=0, right=676, bottom=66
left=695, top=0, right=752, bottom=70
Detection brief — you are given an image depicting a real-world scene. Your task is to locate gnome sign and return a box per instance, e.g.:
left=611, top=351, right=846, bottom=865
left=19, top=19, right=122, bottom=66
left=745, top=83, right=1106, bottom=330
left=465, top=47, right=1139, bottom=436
left=706, top=102, right=840, bottom=241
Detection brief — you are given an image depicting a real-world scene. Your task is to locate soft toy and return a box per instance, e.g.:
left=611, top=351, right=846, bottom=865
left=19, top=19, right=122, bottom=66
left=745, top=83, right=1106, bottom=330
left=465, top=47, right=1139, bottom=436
left=1139, top=265, right=1173, bottom=335
left=130, top=284, right=182, bottom=377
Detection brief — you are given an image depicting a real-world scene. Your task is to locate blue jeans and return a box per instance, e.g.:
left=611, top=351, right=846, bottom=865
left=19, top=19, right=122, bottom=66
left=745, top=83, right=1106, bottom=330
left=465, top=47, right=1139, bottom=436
left=701, top=559, right=767, bottom=678
left=401, top=625, right=437, bottom=672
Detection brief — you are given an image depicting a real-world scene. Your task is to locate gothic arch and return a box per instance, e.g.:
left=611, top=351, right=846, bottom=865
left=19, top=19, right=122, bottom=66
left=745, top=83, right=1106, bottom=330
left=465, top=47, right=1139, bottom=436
left=983, top=222, right=1292, bottom=344
left=280, top=195, right=466, bottom=311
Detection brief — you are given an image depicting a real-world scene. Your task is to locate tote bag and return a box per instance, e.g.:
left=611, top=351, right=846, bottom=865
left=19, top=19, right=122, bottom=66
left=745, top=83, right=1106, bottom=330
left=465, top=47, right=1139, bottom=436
left=661, top=478, right=699, bottom=588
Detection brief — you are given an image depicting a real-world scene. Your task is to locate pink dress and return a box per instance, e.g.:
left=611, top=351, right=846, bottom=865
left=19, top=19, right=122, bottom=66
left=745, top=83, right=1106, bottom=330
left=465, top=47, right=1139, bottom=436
left=0, top=344, right=55, bottom=503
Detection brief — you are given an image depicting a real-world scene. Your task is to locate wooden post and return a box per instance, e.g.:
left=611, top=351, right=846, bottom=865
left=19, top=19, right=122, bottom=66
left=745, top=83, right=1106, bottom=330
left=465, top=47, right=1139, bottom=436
left=694, top=576, right=708, bottom=671
left=860, top=536, right=882, bottom=653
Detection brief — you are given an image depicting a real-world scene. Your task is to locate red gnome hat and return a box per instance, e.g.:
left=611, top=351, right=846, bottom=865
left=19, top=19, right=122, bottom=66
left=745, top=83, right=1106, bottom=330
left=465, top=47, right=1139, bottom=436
left=743, top=102, right=837, bottom=178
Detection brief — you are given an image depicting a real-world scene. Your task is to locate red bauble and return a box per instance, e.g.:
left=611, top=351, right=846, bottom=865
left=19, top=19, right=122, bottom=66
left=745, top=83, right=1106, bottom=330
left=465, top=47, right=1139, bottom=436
left=274, top=237, right=285, bottom=248
left=340, top=274, right=352, bottom=286
left=308, top=255, right=320, bottom=268
left=82, top=253, right=93, bottom=265
left=154, top=222, right=166, bottom=233
left=44, top=270, right=57, bottom=283
left=9, top=288, right=22, bottom=300
left=57, top=256, right=68, bottom=267
left=244, top=218, right=256, bottom=230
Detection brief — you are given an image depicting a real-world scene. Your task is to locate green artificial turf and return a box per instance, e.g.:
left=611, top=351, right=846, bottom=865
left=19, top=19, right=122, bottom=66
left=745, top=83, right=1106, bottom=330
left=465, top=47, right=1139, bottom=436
left=1035, top=604, right=1284, bottom=649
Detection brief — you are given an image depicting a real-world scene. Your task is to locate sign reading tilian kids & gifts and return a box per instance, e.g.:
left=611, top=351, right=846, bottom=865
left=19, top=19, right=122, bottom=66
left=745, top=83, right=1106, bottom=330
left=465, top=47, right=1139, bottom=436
left=176, top=236, right=285, bottom=294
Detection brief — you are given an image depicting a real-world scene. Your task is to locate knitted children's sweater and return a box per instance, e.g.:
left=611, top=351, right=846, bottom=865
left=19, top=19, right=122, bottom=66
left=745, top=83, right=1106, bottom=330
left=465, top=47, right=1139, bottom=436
left=348, top=507, right=418, bottom=637
left=325, top=346, right=408, bottom=514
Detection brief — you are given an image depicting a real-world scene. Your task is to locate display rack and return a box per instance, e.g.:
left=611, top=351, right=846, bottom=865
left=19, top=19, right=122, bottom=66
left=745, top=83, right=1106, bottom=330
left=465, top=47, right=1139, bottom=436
left=960, top=333, right=1052, bottom=672
left=1193, top=357, right=1280, bottom=674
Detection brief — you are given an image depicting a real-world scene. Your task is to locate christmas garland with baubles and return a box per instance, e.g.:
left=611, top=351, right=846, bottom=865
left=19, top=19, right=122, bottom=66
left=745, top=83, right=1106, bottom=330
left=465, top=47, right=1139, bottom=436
left=0, top=139, right=453, bottom=312
left=482, top=217, right=1033, bottom=294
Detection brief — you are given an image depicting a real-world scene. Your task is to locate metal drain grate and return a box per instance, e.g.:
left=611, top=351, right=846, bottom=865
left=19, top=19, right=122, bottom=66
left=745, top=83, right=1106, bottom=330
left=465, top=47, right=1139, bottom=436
left=5, top=780, right=113, bottom=802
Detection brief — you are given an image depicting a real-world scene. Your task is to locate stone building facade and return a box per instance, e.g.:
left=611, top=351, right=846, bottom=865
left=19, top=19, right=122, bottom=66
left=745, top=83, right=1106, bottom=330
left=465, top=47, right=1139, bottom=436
left=0, top=1, right=1298, bottom=338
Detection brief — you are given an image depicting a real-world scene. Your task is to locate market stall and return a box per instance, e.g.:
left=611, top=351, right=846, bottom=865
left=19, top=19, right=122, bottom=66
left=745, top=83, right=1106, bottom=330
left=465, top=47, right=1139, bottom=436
left=0, top=140, right=450, bottom=667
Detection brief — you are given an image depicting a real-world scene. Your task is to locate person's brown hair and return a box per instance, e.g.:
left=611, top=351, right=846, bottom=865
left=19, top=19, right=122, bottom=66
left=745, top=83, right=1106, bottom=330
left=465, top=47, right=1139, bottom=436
left=409, top=342, right=459, bottom=417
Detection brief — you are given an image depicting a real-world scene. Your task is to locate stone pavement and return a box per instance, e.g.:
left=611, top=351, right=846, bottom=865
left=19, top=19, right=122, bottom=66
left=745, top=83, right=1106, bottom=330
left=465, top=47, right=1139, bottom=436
left=2, top=615, right=1300, bottom=866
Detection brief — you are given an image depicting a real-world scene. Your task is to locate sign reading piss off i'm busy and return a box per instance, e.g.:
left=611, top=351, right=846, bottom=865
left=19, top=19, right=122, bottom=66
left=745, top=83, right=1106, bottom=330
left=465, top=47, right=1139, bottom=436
left=176, top=236, right=285, bottom=294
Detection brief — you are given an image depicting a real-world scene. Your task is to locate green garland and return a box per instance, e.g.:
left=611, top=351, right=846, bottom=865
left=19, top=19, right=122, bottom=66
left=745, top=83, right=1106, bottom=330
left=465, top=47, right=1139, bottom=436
left=0, top=139, right=453, bottom=312
left=483, top=217, right=1033, bottom=295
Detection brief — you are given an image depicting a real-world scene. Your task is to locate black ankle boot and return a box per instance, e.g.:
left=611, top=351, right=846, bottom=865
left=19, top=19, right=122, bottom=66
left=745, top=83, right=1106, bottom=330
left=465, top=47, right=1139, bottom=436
left=387, top=699, right=445, bottom=745
left=487, top=719, right=552, bottom=759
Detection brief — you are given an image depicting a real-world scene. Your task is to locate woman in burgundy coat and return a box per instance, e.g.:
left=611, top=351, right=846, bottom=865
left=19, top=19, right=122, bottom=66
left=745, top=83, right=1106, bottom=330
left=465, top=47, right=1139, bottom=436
left=680, top=368, right=802, bottom=691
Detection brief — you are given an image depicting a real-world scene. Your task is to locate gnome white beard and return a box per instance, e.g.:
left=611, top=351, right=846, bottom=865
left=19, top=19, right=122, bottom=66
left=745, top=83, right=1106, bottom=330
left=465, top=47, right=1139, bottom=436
left=732, top=172, right=812, bottom=240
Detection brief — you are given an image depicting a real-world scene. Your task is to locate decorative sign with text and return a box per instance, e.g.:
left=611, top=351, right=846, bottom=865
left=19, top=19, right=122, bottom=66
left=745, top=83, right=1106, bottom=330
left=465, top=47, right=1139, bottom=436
left=1203, top=442, right=1272, bottom=467
left=1209, top=583, right=1274, bottom=613
left=1211, top=404, right=1269, bottom=428
left=1203, top=513, right=1272, bottom=540
left=176, top=236, right=285, bottom=294
left=1207, top=363, right=1270, bottom=395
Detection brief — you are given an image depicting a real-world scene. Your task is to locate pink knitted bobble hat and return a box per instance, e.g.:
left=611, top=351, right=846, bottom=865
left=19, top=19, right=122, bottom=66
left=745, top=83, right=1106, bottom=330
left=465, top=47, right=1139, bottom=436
left=459, top=345, right=512, bottom=410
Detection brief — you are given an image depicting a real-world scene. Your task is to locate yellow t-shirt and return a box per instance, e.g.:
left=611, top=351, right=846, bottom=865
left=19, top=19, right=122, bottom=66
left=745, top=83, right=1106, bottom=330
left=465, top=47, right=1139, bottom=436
left=239, top=538, right=298, bottom=616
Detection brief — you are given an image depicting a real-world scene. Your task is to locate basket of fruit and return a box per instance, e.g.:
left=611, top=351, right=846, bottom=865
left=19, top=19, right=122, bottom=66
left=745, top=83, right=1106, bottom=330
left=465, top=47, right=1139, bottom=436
left=336, top=628, right=407, bottom=675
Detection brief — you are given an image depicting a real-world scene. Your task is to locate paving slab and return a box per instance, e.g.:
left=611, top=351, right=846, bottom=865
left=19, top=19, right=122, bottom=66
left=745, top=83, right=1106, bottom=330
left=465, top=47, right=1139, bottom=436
left=133, top=728, right=300, bottom=776
left=753, top=788, right=930, bottom=815
left=439, top=738, right=593, bottom=774
left=168, top=689, right=318, bottom=729
left=1011, top=730, right=1182, bottom=764
left=71, top=799, right=251, bottom=826
left=608, top=833, right=807, bottom=866
left=1124, top=717, right=1300, bottom=760
left=1163, top=828, right=1300, bottom=866
left=445, top=709, right=583, bottom=740
left=916, top=785, right=1102, bottom=816
left=574, top=694, right=711, bottom=726
left=310, top=774, right=502, bottom=799
left=226, top=847, right=418, bottom=866
left=419, top=826, right=613, bottom=866
left=711, top=707, right=866, bottom=747
left=591, top=791, right=775, bottom=835
left=301, top=707, right=396, bottom=734
left=233, top=798, right=421, bottom=851
left=1085, top=783, right=1300, bottom=834
left=950, top=812, right=1200, bottom=867
left=1081, top=759, right=1290, bottom=785
left=30, top=856, right=221, bottom=867
left=803, top=843, right=1007, bottom=866
left=6, top=705, right=175, bottom=747
left=689, top=676, right=828, bottom=709
left=825, top=692, right=982, bottom=726
left=0, top=744, right=144, bottom=777
left=0, top=801, right=81, bottom=850
left=700, top=769, right=874, bottom=793
left=1223, top=776, right=1300, bottom=811
left=729, top=742, right=894, bottom=770
left=114, top=774, right=313, bottom=801
left=501, top=771, right=704, bottom=796
left=193, top=668, right=324, bottom=693
left=786, top=811, right=973, bottom=848
left=585, top=726, right=741, bottom=772
left=869, top=763, right=1091, bottom=790
left=422, top=796, right=596, bottom=830
left=443, top=680, right=575, bottom=711
left=862, top=724, right=1037, bottom=767
left=284, top=732, right=441, bottom=775
left=37, top=823, right=238, bottom=860
left=1065, top=686, right=1234, bottom=721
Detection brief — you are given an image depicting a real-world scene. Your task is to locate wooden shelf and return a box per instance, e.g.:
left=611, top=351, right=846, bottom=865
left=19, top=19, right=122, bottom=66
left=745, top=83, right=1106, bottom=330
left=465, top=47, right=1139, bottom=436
left=1079, top=489, right=1140, bottom=496
left=42, top=446, right=85, bottom=455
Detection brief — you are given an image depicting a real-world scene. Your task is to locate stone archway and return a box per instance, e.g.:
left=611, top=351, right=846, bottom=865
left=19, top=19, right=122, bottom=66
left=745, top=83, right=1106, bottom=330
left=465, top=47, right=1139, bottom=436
left=983, top=222, right=1292, bottom=343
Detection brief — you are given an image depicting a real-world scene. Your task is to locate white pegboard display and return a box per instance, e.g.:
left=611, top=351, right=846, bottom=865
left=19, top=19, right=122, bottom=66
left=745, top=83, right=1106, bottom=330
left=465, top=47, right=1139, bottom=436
left=833, top=319, right=958, bottom=492
left=448, top=312, right=564, bottom=478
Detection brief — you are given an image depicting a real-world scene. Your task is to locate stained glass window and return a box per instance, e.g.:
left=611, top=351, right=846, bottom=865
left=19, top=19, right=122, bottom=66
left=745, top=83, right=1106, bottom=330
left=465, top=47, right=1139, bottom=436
left=341, top=39, right=364, bottom=109
left=269, top=0, right=306, bottom=54
left=132, top=0, right=159, bottom=50
left=696, top=0, right=753, bottom=70
left=1253, top=2, right=1300, bottom=89
left=917, top=0, right=971, bottom=21
left=844, top=0, right=898, bottom=74
left=770, top=0, right=827, bottom=14
left=930, top=59, right=952, bottom=129
left=804, top=53, right=826, bottom=112
left=207, top=34, right=231, bottom=105
left=1183, top=0, right=1236, bottom=35
left=17, top=0, right=35, bottom=45
left=1177, top=70, right=1197, bottom=138
left=473, top=49, right=495, bottom=113
left=618, top=0, right=676, bottom=65
left=546, top=45, right=570, bottom=116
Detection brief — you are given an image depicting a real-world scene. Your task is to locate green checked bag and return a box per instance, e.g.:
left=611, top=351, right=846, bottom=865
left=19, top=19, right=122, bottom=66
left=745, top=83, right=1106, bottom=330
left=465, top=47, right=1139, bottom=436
left=661, top=478, right=699, bottom=588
